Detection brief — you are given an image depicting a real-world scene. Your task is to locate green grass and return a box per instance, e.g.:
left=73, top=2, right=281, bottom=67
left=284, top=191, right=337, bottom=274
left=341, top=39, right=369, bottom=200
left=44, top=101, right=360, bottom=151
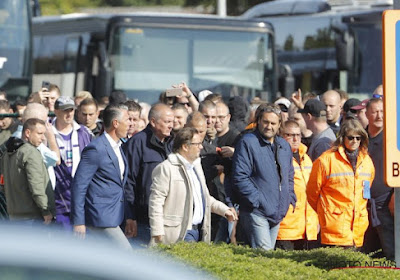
left=156, top=242, right=399, bottom=280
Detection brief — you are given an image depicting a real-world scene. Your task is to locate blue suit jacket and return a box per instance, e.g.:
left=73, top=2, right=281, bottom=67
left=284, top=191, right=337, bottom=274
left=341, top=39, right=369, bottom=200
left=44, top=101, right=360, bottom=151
left=71, top=133, right=128, bottom=227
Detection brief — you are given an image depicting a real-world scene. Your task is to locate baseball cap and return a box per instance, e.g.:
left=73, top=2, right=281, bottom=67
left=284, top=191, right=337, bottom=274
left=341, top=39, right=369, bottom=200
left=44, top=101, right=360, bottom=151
left=55, top=96, right=76, bottom=110
left=274, top=98, right=291, bottom=112
left=343, top=98, right=361, bottom=113
left=297, top=99, right=327, bottom=117
left=351, top=98, right=369, bottom=111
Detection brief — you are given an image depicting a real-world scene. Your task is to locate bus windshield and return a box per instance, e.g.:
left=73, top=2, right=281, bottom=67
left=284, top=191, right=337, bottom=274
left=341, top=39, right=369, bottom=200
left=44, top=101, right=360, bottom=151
left=0, top=0, right=31, bottom=98
left=109, top=25, right=274, bottom=103
left=347, top=22, right=382, bottom=97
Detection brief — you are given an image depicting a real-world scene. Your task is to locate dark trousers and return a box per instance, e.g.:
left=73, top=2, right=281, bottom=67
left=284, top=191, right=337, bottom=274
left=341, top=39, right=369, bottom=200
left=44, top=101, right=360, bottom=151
left=275, top=240, right=306, bottom=250
left=363, top=203, right=394, bottom=260
left=375, top=206, right=395, bottom=260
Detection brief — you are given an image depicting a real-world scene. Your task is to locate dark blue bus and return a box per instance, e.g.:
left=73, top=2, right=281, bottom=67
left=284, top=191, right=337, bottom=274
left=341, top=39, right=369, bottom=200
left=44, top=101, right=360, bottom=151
left=0, top=0, right=33, bottom=100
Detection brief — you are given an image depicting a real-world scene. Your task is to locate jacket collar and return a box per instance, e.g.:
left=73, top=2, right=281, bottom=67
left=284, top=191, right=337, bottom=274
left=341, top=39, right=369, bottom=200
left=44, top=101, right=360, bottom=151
left=298, top=143, right=308, bottom=157
left=255, top=129, right=283, bottom=147
left=337, top=145, right=367, bottom=166
left=168, top=153, right=201, bottom=167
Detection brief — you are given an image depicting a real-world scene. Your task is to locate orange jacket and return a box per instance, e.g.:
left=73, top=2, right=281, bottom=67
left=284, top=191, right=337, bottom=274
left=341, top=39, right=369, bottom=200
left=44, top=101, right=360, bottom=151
left=306, top=146, right=375, bottom=247
left=277, top=143, right=319, bottom=241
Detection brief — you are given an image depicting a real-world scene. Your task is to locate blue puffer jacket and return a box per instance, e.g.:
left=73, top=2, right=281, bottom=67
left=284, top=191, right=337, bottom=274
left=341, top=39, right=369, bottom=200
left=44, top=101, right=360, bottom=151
left=232, top=130, right=295, bottom=225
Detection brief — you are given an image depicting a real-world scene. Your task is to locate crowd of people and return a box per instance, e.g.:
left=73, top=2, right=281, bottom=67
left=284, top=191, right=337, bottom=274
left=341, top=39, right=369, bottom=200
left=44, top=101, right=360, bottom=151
left=0, top=82, right=393, bottom=260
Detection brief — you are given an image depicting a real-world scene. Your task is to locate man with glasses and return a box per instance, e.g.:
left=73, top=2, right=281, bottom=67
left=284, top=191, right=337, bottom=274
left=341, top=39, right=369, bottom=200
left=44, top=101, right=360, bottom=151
left=276, top=120, right=318, bottom=250
left=213, top=102, right=240, bottom=242
left=232, top=103, right=295, bottom=250
left=148, top=127, right=237, bottom=245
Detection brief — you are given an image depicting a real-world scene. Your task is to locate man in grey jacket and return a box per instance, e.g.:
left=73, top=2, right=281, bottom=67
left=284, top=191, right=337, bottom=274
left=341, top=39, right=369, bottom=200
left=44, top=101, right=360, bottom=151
left=148, top=127, right=237, bottom=245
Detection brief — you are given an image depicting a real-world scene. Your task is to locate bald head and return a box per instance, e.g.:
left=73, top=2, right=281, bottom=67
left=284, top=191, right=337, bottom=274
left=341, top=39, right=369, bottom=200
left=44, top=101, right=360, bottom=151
left=186, top=111, right=207, bottom=141
left=22, top=103, right=49, bottom=122
left=322, top=90, right=342, bottom=124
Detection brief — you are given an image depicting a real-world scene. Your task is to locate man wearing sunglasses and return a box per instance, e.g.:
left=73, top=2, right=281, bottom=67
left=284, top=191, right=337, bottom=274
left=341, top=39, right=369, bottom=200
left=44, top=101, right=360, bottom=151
left=232, top=103, right=295, bottom=250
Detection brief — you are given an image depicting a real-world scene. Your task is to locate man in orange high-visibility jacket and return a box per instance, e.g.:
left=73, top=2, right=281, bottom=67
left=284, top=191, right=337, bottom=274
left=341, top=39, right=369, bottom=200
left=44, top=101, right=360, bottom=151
left=307, top=119, right=375, bottom=247
left=276, top=121, right=318, bottom=250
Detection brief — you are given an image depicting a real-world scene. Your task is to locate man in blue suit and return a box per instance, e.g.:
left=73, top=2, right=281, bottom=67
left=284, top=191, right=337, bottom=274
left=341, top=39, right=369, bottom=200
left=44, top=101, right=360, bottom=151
left=71, top=104, right=132, bottom=249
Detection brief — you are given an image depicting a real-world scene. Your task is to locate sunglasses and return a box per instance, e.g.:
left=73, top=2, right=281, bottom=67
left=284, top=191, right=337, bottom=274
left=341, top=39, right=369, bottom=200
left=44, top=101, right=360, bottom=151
left=259, top=106, right=281, bottom=115
left=372, top=94, right=383, bottom=99
left=346, top=136, right=361, bottom=141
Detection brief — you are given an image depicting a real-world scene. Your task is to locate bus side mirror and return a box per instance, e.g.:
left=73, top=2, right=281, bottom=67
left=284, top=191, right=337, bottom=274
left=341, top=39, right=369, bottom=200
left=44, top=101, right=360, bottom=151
left=333, top=24, right=355, bottom=71
left=278, top=64, right=295, bottom=98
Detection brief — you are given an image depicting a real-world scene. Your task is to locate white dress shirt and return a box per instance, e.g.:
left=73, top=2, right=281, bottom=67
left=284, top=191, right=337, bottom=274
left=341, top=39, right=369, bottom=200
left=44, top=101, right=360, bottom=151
left=104, top=132, right=125, bottom=180
left=177, top=154, right=204, bottom=225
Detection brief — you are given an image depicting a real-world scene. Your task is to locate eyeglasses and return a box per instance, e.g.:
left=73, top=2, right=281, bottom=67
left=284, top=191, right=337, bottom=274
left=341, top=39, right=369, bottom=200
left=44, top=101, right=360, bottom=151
left=189, top=142, right=203, bottom=147
left=284, top=133, right=301, bottom=138
left=372, top=94, right=383, bottom=99
left=179, top=102, right=190, bottom=106
left=346, top=135, right=361, bottom=141
left=216, top=115, right=228, bottom=121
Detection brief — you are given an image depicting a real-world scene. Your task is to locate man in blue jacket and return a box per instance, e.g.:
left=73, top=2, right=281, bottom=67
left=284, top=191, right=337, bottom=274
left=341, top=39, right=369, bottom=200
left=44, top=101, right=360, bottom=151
left=232, top=103, right=295, bottom=250
left=71, top=104, right=132, bottom=249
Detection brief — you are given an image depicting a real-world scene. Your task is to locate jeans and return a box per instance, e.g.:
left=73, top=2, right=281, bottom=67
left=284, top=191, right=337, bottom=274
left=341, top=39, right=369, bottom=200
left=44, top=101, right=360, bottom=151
left=240, top=211, right=280, bottom=250
left=128, top=223, right=151, bottom=249
left=184, top=228, right=201, bottom=242
left=214, top=217, right=229, bottom=243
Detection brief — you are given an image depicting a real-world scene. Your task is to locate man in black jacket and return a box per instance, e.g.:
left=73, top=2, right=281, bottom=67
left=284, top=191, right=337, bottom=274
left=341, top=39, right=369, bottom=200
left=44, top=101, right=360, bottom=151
left=123, top=103, right=174, bottom=247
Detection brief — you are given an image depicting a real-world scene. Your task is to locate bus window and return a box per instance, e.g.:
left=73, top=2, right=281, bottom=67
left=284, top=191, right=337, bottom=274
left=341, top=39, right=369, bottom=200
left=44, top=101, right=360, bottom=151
left=64, top=37, right=81, bottom=73
left=109, top=26, right=273, bottom=103
left=0, top=0, right=31, bottom=99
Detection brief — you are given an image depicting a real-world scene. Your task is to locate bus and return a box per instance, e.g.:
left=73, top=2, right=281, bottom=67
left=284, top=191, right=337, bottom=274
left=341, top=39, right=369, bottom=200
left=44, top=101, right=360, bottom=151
left=32, top=13, right=278, bottom=104
left=243, top=0, right=390, bottom=99
left=0, top=0, right=33, bottom=100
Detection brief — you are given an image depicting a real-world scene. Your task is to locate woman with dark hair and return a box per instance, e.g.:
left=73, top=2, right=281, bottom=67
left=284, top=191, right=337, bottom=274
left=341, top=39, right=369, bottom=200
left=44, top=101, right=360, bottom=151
left=307, top=119, right=375, bottom=248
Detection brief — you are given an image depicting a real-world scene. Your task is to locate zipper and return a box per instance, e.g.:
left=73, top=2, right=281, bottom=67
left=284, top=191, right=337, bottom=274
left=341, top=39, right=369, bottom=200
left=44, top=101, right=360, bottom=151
left=59, top=193, right=70, bottom=212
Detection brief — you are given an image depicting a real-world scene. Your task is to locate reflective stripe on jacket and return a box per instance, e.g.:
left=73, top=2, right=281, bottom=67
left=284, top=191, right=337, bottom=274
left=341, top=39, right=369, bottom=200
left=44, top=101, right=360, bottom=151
left=306, top=146, right=375, bottom=247
left=277, top=143, right=318, bottom=241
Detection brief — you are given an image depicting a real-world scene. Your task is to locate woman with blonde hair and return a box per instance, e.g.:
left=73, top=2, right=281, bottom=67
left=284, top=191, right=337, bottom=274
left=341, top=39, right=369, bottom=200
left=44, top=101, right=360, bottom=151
left=307, top=119, right=375, bottom=247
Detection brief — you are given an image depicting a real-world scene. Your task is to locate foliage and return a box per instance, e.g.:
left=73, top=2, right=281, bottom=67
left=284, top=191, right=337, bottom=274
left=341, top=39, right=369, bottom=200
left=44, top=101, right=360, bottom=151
left=156, top=242, right=399, bottom=280
left=39, top=0, right=269, bottom=16
left=39, top=0, right=102, bottom=15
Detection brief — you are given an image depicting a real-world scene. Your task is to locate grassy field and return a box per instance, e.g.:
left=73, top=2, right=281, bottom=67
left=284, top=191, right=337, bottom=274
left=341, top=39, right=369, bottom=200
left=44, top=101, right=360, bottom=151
left=157, top=242, right=399, bottom=280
